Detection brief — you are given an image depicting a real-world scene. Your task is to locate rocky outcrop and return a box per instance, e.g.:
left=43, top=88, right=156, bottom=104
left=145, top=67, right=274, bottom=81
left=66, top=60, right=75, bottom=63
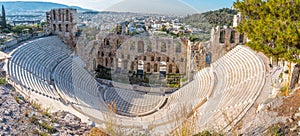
left=0, top=86, right=92, bottom=135
left=240, top=89, right=300, bottom=135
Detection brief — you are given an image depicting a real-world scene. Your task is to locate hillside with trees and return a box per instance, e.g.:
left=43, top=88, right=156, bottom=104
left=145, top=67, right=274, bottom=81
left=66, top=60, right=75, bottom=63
left=183, top=8, right=237, bottom=42
left=184, top=8, right=237, bottom=31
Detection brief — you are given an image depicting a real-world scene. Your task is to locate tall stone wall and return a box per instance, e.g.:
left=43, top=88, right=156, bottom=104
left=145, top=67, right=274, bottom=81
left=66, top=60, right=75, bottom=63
left=46, top=8, right=78, bottom=49
left=76, top=32, right=192, bottom=78
left=209, top=26, right=247, bottom=63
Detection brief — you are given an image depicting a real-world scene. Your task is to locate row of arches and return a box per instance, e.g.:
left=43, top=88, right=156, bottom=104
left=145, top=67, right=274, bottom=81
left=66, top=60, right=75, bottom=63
left=52, top=9, right=70, bottom=22
left=126, top=40, right=182, bottom=53
left=219, top=30, right=244, bottom=44
left=52, top=24, right=69, bottom=32
left=137, top=61, right=180, bottom=74
left=99, top=57, right=180, bottom=74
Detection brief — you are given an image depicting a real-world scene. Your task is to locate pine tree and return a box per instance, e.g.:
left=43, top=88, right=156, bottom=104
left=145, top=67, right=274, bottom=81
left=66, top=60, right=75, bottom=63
left=234, top=0, right=300, bottom=63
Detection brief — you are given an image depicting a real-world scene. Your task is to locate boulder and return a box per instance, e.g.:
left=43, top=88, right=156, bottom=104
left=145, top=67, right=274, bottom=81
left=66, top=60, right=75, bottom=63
left=53, top=123, right=60, bottom=128
left=4, top=110, right=12, bottom=116
left=88, top=121, right=95, bottom=127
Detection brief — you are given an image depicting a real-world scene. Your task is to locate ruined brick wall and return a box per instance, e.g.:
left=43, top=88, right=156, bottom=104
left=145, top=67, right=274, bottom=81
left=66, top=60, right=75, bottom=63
left=209, top=26, right=247, bottom=63
left=76, top=32, right=192, bottom=77
left=46, top=8, right=78, bottom=49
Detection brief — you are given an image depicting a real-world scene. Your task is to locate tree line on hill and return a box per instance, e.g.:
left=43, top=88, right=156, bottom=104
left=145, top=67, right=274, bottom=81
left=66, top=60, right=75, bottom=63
left=183, top=8, right=237, bottom=42
left=184, top=8, right=237, bottom=31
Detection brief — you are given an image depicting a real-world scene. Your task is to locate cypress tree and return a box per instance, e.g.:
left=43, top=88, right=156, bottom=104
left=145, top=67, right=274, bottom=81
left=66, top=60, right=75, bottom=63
left=2, top=4, right=6, bottom=28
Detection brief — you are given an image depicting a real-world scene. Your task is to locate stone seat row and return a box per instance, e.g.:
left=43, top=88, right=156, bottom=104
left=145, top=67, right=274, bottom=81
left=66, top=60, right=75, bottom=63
left=8, top=61, right=60, bottom=100
left=192, top=45, right=266, bottom=131
left=53, top=57, right=105, bottom=109
left=9, top=37, right=71, bottom=82
left=104, top=87, right=164, bottom=115
left=141, top=45, right=265, bottom=133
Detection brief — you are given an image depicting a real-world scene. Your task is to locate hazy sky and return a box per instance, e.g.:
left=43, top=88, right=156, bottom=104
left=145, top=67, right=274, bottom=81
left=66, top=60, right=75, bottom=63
left=2, top=0, right=235, bottom=13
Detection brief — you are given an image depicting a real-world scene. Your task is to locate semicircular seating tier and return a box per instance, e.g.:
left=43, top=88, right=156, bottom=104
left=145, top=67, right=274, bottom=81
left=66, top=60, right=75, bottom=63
left=136, top=45, right=266, bottom=134
left=6, top=36, right=266, bottom=135
left=103, top=87, right=166, bottom=116
left=7, top=36, right=72, bottom=100
left=53, top=56, right=112, bottom=112
left=194, top=45, right=266, bottom=132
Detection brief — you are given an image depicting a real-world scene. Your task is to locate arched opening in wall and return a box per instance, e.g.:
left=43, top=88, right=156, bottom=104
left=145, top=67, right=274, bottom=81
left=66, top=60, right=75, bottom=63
left=176, top=42, right=181, bottom=53
left=138, top=41, right=144, bottom=53
left=105, top=39, right=110, bottom=46
left=104, top=58, right=108, bottom=67
left=66, top=10, right=69, bottom=21
left=146, top=63, right=151, bottom=72
left=138, top=60, right=144, bottom=75
left=146, top=41, right=152, bottom=52
left=230, top=30, right=236, bottom=43
left=176, top=66, right=180, bottom=74
left=181, top=58, right=184, bottom=62
left=130, top=41, right=135, bottom=50
left=53, top=24, right=56, bottom=31
left=154, top=63, right=158, bottom=72
left=161, top=42, right=167, bottom=52
left=239, top=33, right=244, bottom=43
left=159, top=61, right=167, bottom=78
left=59, top=24, right=62, bottom=32
left=157, top=57, right=161, bottom=61
left=219, top=30, right=225, bottom=43
left=151, top=56, right=154, bottom=61
left=168, top=64, right=173, bottom=74
left=66, top=24, right=69, bottom=32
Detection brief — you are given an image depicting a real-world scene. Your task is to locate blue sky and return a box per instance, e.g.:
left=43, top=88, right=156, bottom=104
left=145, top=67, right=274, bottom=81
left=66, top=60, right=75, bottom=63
left=3, top=0, right=235, bottom=13
left=183, top=0, right=235, bottom=12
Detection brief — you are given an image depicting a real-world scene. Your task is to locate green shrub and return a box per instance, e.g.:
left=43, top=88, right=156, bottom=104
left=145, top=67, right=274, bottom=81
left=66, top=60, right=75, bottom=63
left=28, top=116, right=38, bottom=124
left=0, top=77, right=7, bottom=85
left=266, top=125, right=283, bottom=136
left=42, top=108, right=51, bottom=118
left=31, top=101, right=41, bottom=110
left=14, top=96, right=21, bottom=104
left=39, top=122, right=55, bottom=133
